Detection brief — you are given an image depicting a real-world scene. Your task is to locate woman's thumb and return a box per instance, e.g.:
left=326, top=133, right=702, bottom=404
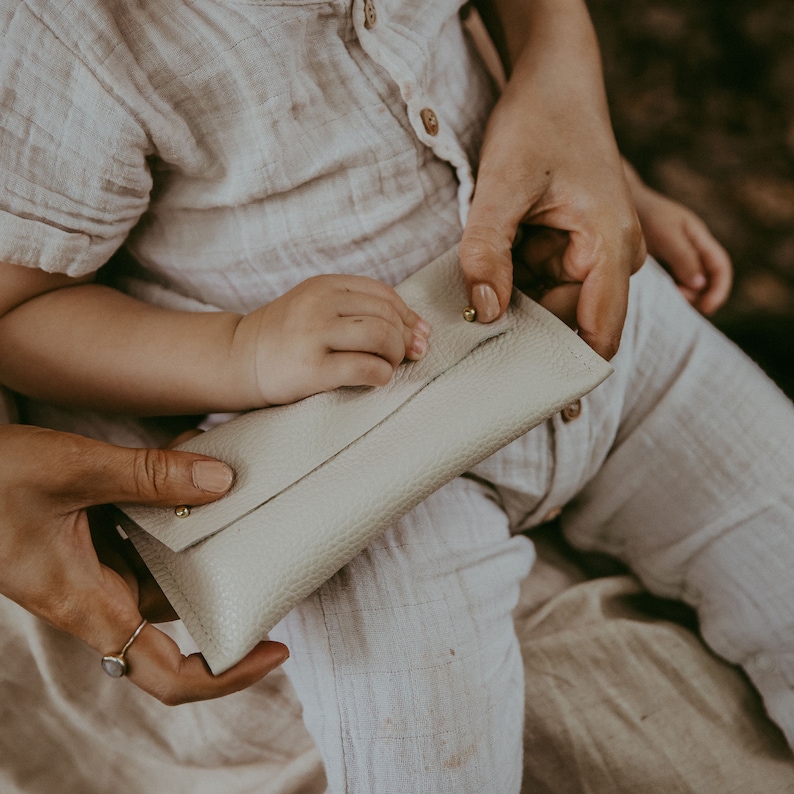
left=459, top=191, right=518, bottom=323
left=48, top=433, right=234, bottom=509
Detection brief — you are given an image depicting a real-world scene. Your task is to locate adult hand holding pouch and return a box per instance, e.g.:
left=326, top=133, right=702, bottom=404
left=117, top=246, right=613, bottom=674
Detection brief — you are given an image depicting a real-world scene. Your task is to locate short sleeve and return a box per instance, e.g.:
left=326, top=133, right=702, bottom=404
left=0, top=3, right=152, bottom=277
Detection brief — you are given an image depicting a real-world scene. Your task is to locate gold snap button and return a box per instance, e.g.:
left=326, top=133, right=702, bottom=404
left=561, top=399, right=582, bottom=423
left=420, top=107, right=439, bottom=136
left=363, top=0, right=377, bottom=28
left=174, top=505, right=191, bottom=518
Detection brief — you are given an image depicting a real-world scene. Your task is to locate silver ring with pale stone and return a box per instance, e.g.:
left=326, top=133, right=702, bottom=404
left=101, top=619, right=148, bottom=678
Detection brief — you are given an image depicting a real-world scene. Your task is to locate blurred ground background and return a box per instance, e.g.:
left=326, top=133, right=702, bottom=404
left=586, top=0, right=794, bottom=396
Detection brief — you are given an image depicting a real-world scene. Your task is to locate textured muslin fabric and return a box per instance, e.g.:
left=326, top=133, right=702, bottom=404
left=516, top=563, right=794, bottom=794
left=270, top=480, right=534, bottom=793
left=3, top=534, right=794, bottom=794
left=0, top=598, right=327, bottom=794
left=0, top=0, right=494, bottom=301
left=2, top=0, right=794, bottom=790
left=560, top=261, right=794, bottom=749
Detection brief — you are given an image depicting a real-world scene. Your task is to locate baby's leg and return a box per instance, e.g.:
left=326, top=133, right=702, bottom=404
left=562, top=259, right=794, bottom=745
left=270, top=478, right=536, bottom=794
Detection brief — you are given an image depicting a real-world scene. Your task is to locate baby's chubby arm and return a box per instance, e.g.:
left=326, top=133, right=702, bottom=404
left=0, top=262, right=430, bottom=415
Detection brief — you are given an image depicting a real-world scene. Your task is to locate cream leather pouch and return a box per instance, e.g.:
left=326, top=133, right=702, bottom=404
left=116, top=246, right=612, bottom=673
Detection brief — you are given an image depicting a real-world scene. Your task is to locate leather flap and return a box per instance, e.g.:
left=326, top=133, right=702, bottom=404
left=119, top=248, right=510, bottom=552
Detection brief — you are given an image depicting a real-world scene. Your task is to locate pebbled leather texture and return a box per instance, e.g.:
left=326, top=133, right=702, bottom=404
left=117, top=246, right=613, bottom=673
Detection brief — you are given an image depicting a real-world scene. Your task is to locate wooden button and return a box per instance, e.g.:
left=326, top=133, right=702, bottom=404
left=561, top=399, right=582, bottom=422
left=420, top=107, right=439, bottom=136
left=363, top=0, right=377, bottom=28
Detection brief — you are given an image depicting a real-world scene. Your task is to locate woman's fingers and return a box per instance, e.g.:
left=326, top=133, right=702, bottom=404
left=108, top=620, right=289, bottom=705
left=574, top=259, right=631, bottom=360
left=0, top=425, right=287, bottom=703
left=90, top=508, right=180, bottom=622
left=512, top=220, right=644, bottom=360
left=72, top=533, right=288, bottom=703
left=54, top=550, right=287, bottom=703
left=537, top=283, right=582, bottom=329
left=567, top=227, right=644, bottom=361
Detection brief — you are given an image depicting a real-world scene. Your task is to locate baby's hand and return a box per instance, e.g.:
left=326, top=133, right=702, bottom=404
left=234, top=274, right=430, bottom=407
left=624, top=162, right=733, bottom=315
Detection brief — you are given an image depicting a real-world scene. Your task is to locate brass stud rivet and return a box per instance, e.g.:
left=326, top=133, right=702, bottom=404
left=175, top=505, right=191, bottom=518
left=462, top=306, right=477, bottom=322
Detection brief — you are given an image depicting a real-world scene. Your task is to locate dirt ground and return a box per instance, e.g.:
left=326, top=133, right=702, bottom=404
left=587, top=0, right=794, bottom=396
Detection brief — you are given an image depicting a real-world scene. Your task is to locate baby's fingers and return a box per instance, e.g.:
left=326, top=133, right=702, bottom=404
left=333, top=282, right=429, bottom=361
left=683, top=218, right=733, bottom=315
left=657, top=231, right=708, bottom=294
left=329, top=315, right=423, bottom=369
left=319, top=351, right=399, bottom=390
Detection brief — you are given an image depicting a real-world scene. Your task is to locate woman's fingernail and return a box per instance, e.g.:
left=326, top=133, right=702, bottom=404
left=415, top=318, right=431, bottom=337
left=192, top=460, right=234, bottom=493
left=411, top=334, right=428, bottom=357
left=472, top=283, right=501, bottom=323
left=690, top=273, right=707, bottom=289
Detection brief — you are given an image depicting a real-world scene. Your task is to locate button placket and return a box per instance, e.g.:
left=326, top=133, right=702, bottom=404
left=348, top=0, right=473, bottom=225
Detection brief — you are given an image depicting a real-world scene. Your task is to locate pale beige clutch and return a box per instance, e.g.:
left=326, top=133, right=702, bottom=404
left=117, top=246, right=612, bottom=673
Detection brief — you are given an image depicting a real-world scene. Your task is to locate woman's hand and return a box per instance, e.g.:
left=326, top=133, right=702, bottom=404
left=234, top=274, right=431, bottom=407
left=462, top=0, right=646, bottom=360
left=0, top=425, right=288, bottom=704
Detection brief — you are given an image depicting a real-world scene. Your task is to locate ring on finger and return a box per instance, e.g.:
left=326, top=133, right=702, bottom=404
left=101, top=619, right=148, bottom=678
